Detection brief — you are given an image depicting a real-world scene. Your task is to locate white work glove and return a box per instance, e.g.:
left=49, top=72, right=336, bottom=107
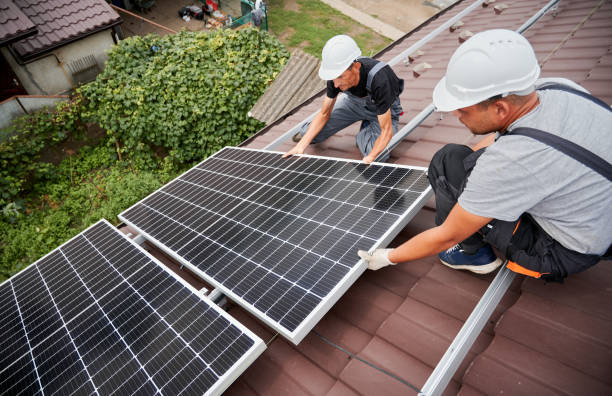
left=358, top=249, right=395, bottom=271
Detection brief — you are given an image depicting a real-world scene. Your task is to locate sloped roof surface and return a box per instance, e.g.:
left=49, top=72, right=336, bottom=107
left=10, top=0, right=121, bottom=60
left=219, top=0, right=612, bottom=394
left=250, top=49, right=326, bottom=125
left=0, top=0, right=37, bottom=46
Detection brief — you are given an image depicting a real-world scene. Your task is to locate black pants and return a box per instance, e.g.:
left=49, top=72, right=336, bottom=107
left=427, top=144, right=601, bottom=281
left=427, top=144, right=485, bottom=254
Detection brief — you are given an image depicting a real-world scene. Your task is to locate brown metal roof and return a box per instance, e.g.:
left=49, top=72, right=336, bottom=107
left=9, top=0, right=121, bottom=61
left=0, top=0, right=37, bottom=46
left=215, top=0, right=612, bottom=394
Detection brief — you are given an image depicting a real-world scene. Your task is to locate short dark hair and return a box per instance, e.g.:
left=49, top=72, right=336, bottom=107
left=477, top=94, right=503, bottom=109
left=477, top=93, right=531, bottom=109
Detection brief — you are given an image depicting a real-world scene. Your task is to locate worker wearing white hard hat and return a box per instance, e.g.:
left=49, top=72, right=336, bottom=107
left=360, top=29, right=612, bottom=281
left=283, top=35, right=404, bottom=164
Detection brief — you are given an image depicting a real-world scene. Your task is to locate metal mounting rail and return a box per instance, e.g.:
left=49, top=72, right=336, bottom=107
left=264, top=0, right=488, bottom=151
left=419, top=264, right=516, bottom=396
left=418, top=2, right=562, bottom=395
left=516, top=0, right=560, bottom=34
left=263, top=95, right=346, bottom=151
left=374, top=103, right=436, bottom=162
left=377, top=0, right=562, bottom=163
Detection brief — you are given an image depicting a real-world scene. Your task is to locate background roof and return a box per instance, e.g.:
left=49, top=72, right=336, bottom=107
left=8, top=0, right=121, bottom=60
left=0, top=0, right=37, bottom=46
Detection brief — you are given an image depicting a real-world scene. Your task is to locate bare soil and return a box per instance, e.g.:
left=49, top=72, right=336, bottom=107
left=342, top=0, right=445, bottom=33
left=117, top=0, right=244, bottom=37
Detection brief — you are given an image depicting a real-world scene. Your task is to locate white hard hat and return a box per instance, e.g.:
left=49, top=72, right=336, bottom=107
left=318, top=35, right=362, bottom=80
left=433, top=29, right=540, bottom=111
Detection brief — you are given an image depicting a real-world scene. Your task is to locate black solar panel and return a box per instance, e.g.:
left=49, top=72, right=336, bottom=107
left=119, top=148, right=431, bottom=343
left=0, top=220, right=265, bottom=395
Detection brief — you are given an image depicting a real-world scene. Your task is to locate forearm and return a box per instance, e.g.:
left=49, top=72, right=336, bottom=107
left=298, top=111, right=330, bottom=147
left=388, top=226, right=460, bottom=263
left=387, top=204, right=492, bottom=264
left=364, top=110, right=394, bottom=163
left=367, top=125, right=393, bottom=161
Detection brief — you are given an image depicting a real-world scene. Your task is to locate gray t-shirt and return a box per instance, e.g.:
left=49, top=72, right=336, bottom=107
left=458, top=82, right=612, bottom=255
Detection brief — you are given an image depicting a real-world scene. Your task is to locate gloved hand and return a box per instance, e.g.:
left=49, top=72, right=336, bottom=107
left=358, top=249, right=395, bottom=270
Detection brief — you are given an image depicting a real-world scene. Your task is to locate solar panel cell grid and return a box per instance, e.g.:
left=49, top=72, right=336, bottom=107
left=120, top=147, right=432, bottom=343
left=0, top=220, right=265, bottom=396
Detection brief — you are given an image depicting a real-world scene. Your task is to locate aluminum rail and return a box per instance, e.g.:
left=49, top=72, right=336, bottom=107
left=374, top=103, right=436, bottom=162
left=264, top=0, right=488, bottom=151
left=378, top=0, right=562, bottom=163
left=263, top=95, right=345, bottom=151
left=418, top=264, right=516, bottom=396
left=516, top=0, right=561, bottom=34
left=418, top=2, right=562, bottom=395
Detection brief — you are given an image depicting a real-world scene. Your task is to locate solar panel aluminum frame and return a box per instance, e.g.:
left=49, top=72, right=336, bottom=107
left=119, top=148, right=433, bottom=344
left=109, top=220, right=268, bottom=395
left=0, top=219, right=266, bottom=396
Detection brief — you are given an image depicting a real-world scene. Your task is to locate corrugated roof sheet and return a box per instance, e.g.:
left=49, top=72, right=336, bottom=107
left=9, top=0, right=121, bottom=60
left=249, top=48, right=325, bottom=125
left=220, top=0, right=612, bottom=394
left=0, top=0, right=37, bottom=46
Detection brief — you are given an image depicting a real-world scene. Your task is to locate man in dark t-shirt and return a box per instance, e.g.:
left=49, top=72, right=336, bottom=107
left=283, top=35, right=403, bottom=163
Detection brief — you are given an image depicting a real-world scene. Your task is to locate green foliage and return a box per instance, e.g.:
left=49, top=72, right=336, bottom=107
left=0, top=146, right=179, bottom=282
left=0, top=97, right=85, bottom=206
left=267, top=0, right=390, bottom=58
left=80, top=27, right=289, bottom=167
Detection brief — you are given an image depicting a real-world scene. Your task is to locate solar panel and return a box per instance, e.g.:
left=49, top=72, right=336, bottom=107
left=119, top=147, right=432, bottom=344
left=0, top=219, right=265, bottom=396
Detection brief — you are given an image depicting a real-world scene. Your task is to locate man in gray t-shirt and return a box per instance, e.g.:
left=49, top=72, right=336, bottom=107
left=358, top=29, right=611, bottom=281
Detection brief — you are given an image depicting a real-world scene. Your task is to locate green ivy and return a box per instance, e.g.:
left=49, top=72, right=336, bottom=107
left=0, top=97, right=85, bottom=206
left=0, top=146, right=179, bottom=281
left=79, top=27, right=289, bottom=167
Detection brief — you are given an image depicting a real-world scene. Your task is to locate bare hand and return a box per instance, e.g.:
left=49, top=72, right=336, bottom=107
left=283, top=144, right=306, bottom=158
left=363, top=154, right=376, bottom=164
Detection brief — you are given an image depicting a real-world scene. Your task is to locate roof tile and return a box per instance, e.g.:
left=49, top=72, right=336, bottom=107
left=353, top=336, right=461, bottom=395
left=495, top=292, right=612, bottom=383
left=463, top=335, right=612, bottom=395
left=325, top=380, right=360, bottom=396
left=10, top=0, right=120, bottom=60
left=0, top=0, right=37, bottom=45
left=230, top=0, right=611, bottom=393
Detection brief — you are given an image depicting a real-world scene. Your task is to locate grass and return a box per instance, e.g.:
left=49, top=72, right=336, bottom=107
left=0, top=145, right=181, bottom=282
left=266, top=0, right=391, bottom=58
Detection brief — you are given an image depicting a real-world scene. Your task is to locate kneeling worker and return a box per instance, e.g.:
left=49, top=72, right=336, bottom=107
left=359, top=29, right=611, bottom=282
left=283, top=35, right=404, bottom=164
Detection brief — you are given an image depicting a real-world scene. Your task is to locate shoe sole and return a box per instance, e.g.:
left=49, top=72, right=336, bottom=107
left=439, top=257, right=504, bottom=274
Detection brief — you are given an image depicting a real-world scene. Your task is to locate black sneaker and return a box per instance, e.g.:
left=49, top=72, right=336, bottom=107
left=438, top=244, right=503, bottom=274
left=292, top=132, right=303, bottom=143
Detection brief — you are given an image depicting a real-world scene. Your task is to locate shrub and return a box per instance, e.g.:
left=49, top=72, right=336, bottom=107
left=80, top=27, right=289, bottom=167
left=0, top=97, right=85, bottom=206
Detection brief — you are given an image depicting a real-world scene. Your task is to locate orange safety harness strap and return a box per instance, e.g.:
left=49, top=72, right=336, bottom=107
left=504, top=219, right=550, bottom=278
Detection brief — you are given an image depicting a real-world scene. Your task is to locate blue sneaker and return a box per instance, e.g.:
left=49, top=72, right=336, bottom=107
left=438, top=244, right=503, bottom=274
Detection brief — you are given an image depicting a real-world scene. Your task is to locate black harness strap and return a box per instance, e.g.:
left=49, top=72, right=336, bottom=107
left=357, top=56, right=404, bottom=96
left=366, top=61, right=387, bottom=93
left=537, top=83, right=611, bottom=111
left=508, top=127, right=612, bottom=182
